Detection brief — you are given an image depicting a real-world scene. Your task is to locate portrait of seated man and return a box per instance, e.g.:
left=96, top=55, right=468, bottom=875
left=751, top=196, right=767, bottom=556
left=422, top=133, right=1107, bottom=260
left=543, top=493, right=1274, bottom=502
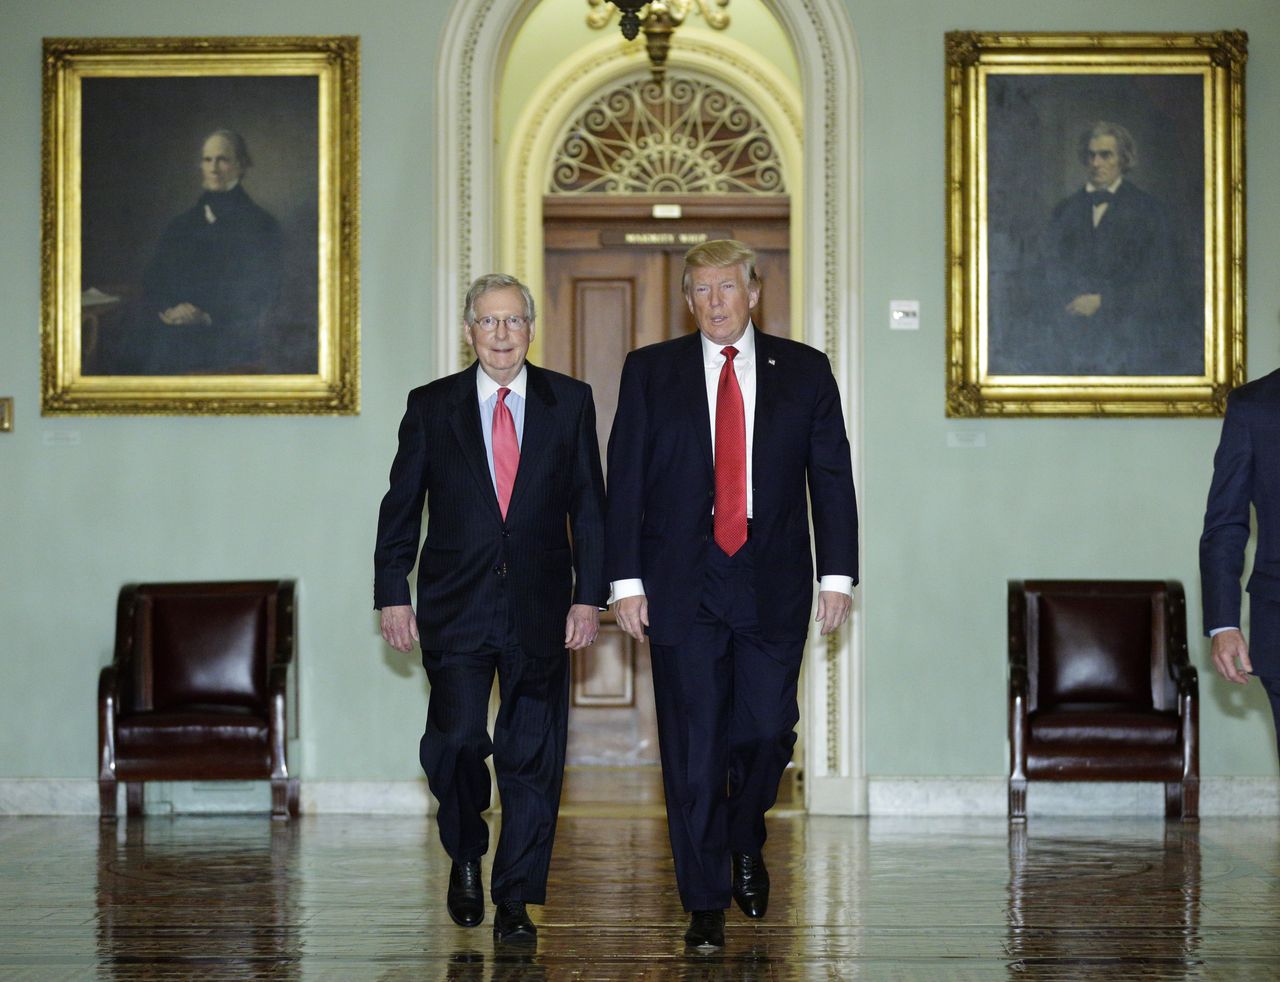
left=86, top=129, right=283, bottom=376
left=1028, top=121, right=1200, bottom=376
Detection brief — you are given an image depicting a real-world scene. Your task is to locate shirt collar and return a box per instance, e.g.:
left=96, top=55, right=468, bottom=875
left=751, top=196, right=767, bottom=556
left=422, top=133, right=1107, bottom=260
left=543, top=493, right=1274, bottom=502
left=1086, top=176, right=1124, bottom=194
left=476, top=364, right=528, bottom=402
left=701, top=322, right=756, bottom=366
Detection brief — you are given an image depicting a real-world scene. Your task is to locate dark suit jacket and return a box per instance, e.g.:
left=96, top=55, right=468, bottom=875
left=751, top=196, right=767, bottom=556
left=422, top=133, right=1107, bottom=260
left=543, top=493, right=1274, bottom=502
left=1036, top=179, right=1200, bottom=376
left=605, top=329, right=858, bottom=646
left=374, top=362, right=607, bottom=656
left=1200, top=368, right=1280, bottom=668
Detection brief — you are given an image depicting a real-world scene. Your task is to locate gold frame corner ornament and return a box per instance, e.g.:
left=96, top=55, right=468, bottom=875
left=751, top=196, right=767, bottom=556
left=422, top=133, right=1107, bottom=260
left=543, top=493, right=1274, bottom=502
left=40, top=35, right=360, bottom=416
left=944, top=31, right=1246, bottom=418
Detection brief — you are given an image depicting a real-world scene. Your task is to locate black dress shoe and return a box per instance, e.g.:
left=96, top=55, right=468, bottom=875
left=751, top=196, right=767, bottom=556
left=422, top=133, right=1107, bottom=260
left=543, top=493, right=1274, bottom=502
left=732, top=852, right=770, bottom=918
left=683, top=909, right=725, bottom=948
left=447, top=860, right=484, bottom=927
left=493, top=900, right=537, bottom=944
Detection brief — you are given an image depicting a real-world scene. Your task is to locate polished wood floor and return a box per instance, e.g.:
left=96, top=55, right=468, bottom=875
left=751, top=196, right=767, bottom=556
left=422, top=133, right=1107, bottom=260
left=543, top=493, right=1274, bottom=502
left=2, top=809, right=1280, bottom=979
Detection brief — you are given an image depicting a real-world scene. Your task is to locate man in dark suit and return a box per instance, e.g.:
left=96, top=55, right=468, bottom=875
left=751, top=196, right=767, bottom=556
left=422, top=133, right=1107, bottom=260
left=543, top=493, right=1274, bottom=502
left=606, top=240, right=859, bottom=948
left=1036, top=120, right=1198, bottom=376
left=1200, top=367, right=1280, bottom=759
left=374, top=273, right=607, bottom=943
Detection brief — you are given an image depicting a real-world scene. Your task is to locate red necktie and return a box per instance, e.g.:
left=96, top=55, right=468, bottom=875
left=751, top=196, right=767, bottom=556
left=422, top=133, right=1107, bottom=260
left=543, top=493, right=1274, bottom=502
left=714, top=346, right=747, bottom=555
left=493, top=387, right=519, bottom=519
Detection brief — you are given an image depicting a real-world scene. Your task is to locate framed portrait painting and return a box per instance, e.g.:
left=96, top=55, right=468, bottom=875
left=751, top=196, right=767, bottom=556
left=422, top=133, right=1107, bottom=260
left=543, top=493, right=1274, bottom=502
left=41, top=36, right=359, bottom=415
left=945, top=32, right=1246, bottom=417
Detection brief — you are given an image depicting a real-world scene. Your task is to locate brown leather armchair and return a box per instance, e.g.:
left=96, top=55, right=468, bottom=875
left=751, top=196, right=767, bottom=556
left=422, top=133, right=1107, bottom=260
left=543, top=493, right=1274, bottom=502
left=1008, top=580, right=1198, bottom=823
left=98, top=581, right=299, bottom=820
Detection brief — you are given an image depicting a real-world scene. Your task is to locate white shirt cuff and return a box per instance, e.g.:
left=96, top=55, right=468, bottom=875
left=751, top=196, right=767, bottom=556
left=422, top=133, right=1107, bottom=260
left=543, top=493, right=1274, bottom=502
left=1209, top=626, right=1239, bottom=636
left=819, top=575, right=854, bottom=596
left=609, top=579, right=646, bottom=605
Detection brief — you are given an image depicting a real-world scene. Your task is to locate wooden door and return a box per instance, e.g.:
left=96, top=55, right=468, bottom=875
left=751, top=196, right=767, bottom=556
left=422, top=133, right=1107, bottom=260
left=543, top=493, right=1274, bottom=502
left=542, top=195, right=791, bottom=770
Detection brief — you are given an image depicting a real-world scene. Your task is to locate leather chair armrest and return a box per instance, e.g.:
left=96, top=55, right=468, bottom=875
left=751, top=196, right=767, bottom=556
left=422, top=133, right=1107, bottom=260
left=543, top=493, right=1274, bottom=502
left=268, top=662, right=290, bottom=781
left=1007, top=581, right=1029, bottom=671
left=98, top=664, right=119, bottom=781
left=272, top=581, right=297, bottom=668
left=1169, top=660, right=1199, bottom=698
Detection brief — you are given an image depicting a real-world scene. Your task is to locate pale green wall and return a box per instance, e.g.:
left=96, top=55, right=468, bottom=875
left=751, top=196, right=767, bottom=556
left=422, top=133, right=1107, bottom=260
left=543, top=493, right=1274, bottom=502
left=1, top=0, right=1278, bottom=790
left=854, top=0, right=1280, bottom=779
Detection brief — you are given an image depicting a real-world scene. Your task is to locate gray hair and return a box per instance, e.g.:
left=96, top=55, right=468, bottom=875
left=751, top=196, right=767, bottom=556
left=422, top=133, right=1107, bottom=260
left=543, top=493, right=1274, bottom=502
left=205, top=129, right=253, bottom=170
left=463, top=273, right=536, bottom=324
left=1078, top=121, right=1138, bottom=172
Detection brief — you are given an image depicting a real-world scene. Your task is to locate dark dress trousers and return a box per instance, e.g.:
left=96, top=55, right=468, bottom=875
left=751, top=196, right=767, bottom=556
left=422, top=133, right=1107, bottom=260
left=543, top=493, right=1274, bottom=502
left=1201, top=368, right=1280, bottom=752
left=374, top=362, right=606, bottom=904
left=606, top=329, right=858, bottom=911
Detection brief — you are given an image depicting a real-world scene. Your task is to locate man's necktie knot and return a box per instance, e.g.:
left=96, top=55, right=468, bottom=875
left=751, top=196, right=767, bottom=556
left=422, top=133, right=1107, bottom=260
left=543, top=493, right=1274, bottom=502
left=1088, top=189, right=1114, bottom=206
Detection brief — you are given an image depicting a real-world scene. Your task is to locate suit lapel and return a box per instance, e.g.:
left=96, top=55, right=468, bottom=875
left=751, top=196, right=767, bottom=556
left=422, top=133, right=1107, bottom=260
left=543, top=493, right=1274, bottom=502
left=675, top=333, right=715, bottom=479
left=448, top=363, right=503, bottom=522
left=752, top=329, right=778, bottom=476
left=506, top=364, right=555, bottom=518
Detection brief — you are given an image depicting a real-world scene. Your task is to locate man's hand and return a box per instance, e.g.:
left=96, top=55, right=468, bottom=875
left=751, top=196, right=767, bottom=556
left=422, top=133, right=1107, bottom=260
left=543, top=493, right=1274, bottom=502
left=1065, top=294, right=1102, bottom=318
left=816, top=591, right=851, bottom=636
left=564, top=603, right=600, bottom=651
left=380, top=604, right=419, bottom=653
left=159, top=302, right=212, bottom=326
left=614, top=595, right=649, bottom=643
left=1211, top=628, right=1252, bottom=685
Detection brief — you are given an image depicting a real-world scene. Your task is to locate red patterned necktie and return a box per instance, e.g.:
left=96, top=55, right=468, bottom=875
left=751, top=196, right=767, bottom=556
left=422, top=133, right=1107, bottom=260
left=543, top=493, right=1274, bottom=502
left=714, top=346, right=747, bottom=555
left=493, top=387, right=519, bottom=519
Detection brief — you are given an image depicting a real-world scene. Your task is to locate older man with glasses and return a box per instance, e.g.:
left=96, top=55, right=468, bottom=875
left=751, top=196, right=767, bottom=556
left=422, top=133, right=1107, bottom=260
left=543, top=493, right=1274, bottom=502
left=373, top=273, right=606, bottom=944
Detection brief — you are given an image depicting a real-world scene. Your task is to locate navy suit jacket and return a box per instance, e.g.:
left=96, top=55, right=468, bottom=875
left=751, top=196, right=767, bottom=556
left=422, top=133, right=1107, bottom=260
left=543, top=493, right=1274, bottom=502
left=1200, top=368, right=1280, bottom=666
left=374, top=362, right=607, bottom=655
left=605, top=329, right=858, bottom=646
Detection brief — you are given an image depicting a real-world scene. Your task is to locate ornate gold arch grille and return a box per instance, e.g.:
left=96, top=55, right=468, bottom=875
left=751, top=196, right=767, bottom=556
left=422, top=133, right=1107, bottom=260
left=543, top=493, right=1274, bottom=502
left=549, top=76, right=785, bottom=195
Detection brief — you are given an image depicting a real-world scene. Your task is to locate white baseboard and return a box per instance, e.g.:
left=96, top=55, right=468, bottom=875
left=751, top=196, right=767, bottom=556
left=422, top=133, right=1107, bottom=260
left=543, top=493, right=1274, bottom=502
left=1, top=777, right=1275, bottom=817
left=868, top=777, right=1280, bottom=817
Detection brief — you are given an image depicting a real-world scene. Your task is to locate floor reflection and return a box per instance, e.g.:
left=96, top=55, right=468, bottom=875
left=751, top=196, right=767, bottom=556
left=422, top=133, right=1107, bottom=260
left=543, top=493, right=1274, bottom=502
left=96, top=818, right=300, bottom=979
left=1007, top=822, right=1202, bottom=978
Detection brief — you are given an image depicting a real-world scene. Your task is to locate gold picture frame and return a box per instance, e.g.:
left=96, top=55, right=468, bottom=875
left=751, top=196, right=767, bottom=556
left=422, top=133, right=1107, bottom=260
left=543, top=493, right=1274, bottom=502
left=41, top=36, right=359, bottom=415
left=945, top=31, right=1246, bottom=417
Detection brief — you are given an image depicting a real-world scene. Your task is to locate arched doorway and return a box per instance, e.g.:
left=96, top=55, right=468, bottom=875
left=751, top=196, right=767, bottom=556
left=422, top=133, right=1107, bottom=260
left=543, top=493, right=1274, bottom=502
left=434, top=0, right=865, bottom=816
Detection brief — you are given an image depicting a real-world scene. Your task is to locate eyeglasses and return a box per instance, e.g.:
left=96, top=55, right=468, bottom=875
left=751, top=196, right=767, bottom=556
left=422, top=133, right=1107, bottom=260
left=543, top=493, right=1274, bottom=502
left=471, top=315, right=530, bottom=333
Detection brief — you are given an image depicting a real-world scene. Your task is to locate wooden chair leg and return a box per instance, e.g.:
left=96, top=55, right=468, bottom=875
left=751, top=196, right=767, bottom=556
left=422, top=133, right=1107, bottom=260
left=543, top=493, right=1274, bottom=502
left=98, top=778, right=118, bottom=822
left=271, top=778, right=296, bottom=821
left=1180, top=779, right=1200, bottom=823
left=288, top=779, right=300, bottom=818
left=1009, top=779, right=1027, bottom=823
left=125, top=782, right=144, bottom=817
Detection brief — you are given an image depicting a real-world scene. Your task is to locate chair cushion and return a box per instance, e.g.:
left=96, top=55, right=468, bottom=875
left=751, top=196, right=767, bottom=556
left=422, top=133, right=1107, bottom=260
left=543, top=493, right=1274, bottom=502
left=1036, top=593, right=1155, bottom=707
left=116, top=708, right=270, bottom=779
left=1029, top=703, right=1179, bottom=746
left=143, top=592, right=270, bottom=713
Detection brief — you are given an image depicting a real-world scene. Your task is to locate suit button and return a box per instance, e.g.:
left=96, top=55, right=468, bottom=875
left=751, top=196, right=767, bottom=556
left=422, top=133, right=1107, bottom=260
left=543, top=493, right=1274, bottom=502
left=501, top=529, right=511, bottom=538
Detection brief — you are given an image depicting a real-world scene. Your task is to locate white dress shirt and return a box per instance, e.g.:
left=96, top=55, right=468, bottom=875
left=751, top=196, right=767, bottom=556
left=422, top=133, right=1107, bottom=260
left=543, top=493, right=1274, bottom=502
left=477, top=366, right=526, bottom=494
left=611, top=325, right=852, bottom=603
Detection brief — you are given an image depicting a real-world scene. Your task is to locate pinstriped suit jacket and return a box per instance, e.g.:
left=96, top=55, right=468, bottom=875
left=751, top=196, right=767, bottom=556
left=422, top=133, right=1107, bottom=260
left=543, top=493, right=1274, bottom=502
left=1201, top=367, right=1280, bottom=673
left=374, top=362, right=607, bottom=655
